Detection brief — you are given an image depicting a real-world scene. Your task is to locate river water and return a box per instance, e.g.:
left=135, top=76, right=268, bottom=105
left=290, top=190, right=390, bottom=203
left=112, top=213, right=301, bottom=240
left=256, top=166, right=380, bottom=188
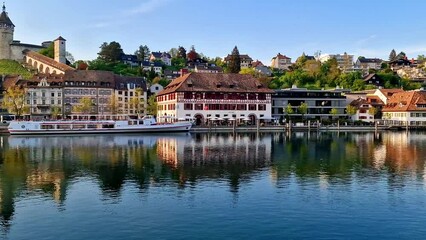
left=0, top=132, right=426, bottom=239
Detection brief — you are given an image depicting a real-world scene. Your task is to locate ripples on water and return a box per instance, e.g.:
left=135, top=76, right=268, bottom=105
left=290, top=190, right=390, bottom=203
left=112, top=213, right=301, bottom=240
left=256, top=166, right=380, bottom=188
left=1, top=132, right=426, bottom=239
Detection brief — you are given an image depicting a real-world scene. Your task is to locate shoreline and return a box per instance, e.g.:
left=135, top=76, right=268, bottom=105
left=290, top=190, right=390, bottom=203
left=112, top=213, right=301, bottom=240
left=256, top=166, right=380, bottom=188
left=0, top=124, right=419, bottom=135
left=190, top=125, right=390, bottom=133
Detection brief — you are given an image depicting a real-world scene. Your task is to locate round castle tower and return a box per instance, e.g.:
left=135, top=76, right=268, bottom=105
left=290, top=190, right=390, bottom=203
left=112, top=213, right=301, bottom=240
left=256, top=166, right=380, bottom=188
left=0, top=3, right=14, bottom=60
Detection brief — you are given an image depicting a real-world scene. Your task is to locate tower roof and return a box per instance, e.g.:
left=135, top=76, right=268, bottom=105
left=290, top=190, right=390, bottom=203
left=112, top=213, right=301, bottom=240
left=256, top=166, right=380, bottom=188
left=55, top=36, right=66, bottom=41
left=0, top=3, right=14, bottom=27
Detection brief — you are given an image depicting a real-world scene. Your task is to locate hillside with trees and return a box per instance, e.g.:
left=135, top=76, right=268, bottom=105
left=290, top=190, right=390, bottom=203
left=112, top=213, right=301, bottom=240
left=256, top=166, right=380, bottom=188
left=267, top=53, right=421, bottom=91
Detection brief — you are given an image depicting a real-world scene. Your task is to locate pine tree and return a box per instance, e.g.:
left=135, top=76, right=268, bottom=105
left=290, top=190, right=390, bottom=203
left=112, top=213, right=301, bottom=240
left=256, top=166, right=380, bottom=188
left=396, top=51, right=406, bottom=60
left=177, top=46, right=187, bottom=59
left=389, top=49, right=397, bottom=61
left=228, top=46, right=241, bottom=73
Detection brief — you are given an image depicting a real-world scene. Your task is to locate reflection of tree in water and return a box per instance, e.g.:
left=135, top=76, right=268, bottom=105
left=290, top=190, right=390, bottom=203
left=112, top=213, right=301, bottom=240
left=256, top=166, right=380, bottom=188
left=0, top=138, right=31, bottom=233
left=270, top=132, right=426, bottom=189
left=1, top=132, right=426, bottom=234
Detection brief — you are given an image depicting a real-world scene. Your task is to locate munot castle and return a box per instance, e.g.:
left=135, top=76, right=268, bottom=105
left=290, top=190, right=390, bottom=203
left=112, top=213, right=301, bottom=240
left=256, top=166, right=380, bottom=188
left=0, top=3, right=73, bottom=74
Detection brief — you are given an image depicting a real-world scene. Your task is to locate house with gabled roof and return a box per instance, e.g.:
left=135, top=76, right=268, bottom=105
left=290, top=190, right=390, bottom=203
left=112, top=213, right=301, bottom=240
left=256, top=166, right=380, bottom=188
left=354, top=57, right=383, bottom=73
left=382, top=90, right=426, bottom=126
left=251, top=60, right=264, bottom=68
left=270, top=53, right=292, bottom=70
left=363, top=73, right=384, bottom=88
left=223, top=54, right=253, bottom=69
left=349, top=98, right=375, bottom=122
left=156, top=72, right=273, bottom=125
left=373, top=88, right=404, bottom=105
left=149, top=52, right=171, bottom=66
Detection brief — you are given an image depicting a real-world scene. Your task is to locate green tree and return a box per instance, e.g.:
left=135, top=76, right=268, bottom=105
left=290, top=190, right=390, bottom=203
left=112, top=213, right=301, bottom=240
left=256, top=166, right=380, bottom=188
left=346, top=105, right=357, bottom=123
left=177, top=46, right=187, bottom=60
left=39, top=43, right=54, bottom=59
left=352, top=79, right=366, bottom=91
left=294, top=53, right=308, bottom=69
left=135, top=45, right=150, bottom=61
left=171, top=57, right=186, bottom=69
left=389, top=49, right=397, bottom=61
left=98, top=41, right=124, bottom=62
left=239, top=67, right=256, bottom=76
left=50, top=106, right=61, bottom=119
left=73, top=97, right=93, bottom=115
left=303, top=59, right=321, bottom=79
left=129, top=88, right=144, bottom=117
left=330, top=108, right=339, bottom=120
left=109, top=93, right=119, bottom=114
left=368, top=106, right=378, bottom=119
left=285, top=103, right=294, bottom=122
left=66, top=52, right=75, bottom=64
left=228, top=46, right=241, bottom=73
left=1, top=86, right=28, bottom=118
left=146, top=95, right=157, bottom=116
left=298, top=102, right=308, bottom=121
left=168, top=48, right=178, bottom=58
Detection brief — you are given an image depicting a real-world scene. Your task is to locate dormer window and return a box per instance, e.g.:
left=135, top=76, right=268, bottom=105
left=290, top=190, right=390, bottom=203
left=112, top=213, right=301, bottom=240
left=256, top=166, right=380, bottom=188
left=187, top=80, right=193, bottom=87
left=216, top=82, right=222, bottom=88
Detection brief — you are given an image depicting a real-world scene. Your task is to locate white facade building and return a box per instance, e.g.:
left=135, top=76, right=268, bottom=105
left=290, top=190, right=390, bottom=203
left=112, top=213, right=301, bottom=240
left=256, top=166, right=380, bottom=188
left=156, top=73, right=273, bottom=125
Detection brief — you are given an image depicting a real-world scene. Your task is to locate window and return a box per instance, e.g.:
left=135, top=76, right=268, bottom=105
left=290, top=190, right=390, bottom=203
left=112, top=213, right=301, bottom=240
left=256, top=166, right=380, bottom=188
left=195, top=104, right=203, bottom=110
left=184, top=104, right=193, bottom=110
left=51, top=93, right=55, bottom=97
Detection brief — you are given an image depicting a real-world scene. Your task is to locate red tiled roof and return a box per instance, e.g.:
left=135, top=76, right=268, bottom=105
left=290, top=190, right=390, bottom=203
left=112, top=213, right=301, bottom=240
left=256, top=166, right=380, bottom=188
left=366, top=95, right=384, bottom=105
left=382, top=91, right=426, bottom=112
left=273, top=53, right=291, bottom=60
left=378, top=88, right=404, bottom=98
left=2, top=75, right=22, bottom=89
left=24, top=50, right=74, bottom=72
left=251, top=60, right=264, bottom=67
left=157, top=72, right=274, bottom=96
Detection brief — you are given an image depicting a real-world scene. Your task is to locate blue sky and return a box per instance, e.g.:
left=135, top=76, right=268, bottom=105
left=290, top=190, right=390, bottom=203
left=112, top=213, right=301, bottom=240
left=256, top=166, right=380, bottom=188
left=7, top=0, right=426, bottom=64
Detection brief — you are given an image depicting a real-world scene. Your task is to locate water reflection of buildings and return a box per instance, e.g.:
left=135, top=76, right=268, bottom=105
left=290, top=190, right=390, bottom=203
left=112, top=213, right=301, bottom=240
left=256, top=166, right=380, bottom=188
left=0, top=134, right=175, bottom=230
left=269, top=132, right=426, bottom=189
left=157, top=133, right=272, bottom=168
left=377, top=132, right=426, bottom=173
left=157, top=133, right=272, bottom=193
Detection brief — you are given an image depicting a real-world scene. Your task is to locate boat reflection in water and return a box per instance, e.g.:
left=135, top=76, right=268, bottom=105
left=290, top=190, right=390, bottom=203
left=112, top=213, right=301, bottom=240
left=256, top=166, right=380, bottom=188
left=0, top=132, right=272, bottom=231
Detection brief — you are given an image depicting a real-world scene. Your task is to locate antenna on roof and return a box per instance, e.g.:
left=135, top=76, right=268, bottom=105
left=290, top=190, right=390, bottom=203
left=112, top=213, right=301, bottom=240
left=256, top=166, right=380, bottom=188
left=2, top=2, right=5, bottom=12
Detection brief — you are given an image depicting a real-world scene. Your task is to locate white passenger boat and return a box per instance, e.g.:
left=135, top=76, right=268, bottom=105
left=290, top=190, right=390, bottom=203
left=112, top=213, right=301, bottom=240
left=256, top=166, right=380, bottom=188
left=7, top=116, right=193, bottom=135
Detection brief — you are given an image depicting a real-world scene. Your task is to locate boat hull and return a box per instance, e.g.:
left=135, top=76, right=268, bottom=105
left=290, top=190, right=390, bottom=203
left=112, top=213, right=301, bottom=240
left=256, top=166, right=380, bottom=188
left=8, top=123, right=192, bottom=135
